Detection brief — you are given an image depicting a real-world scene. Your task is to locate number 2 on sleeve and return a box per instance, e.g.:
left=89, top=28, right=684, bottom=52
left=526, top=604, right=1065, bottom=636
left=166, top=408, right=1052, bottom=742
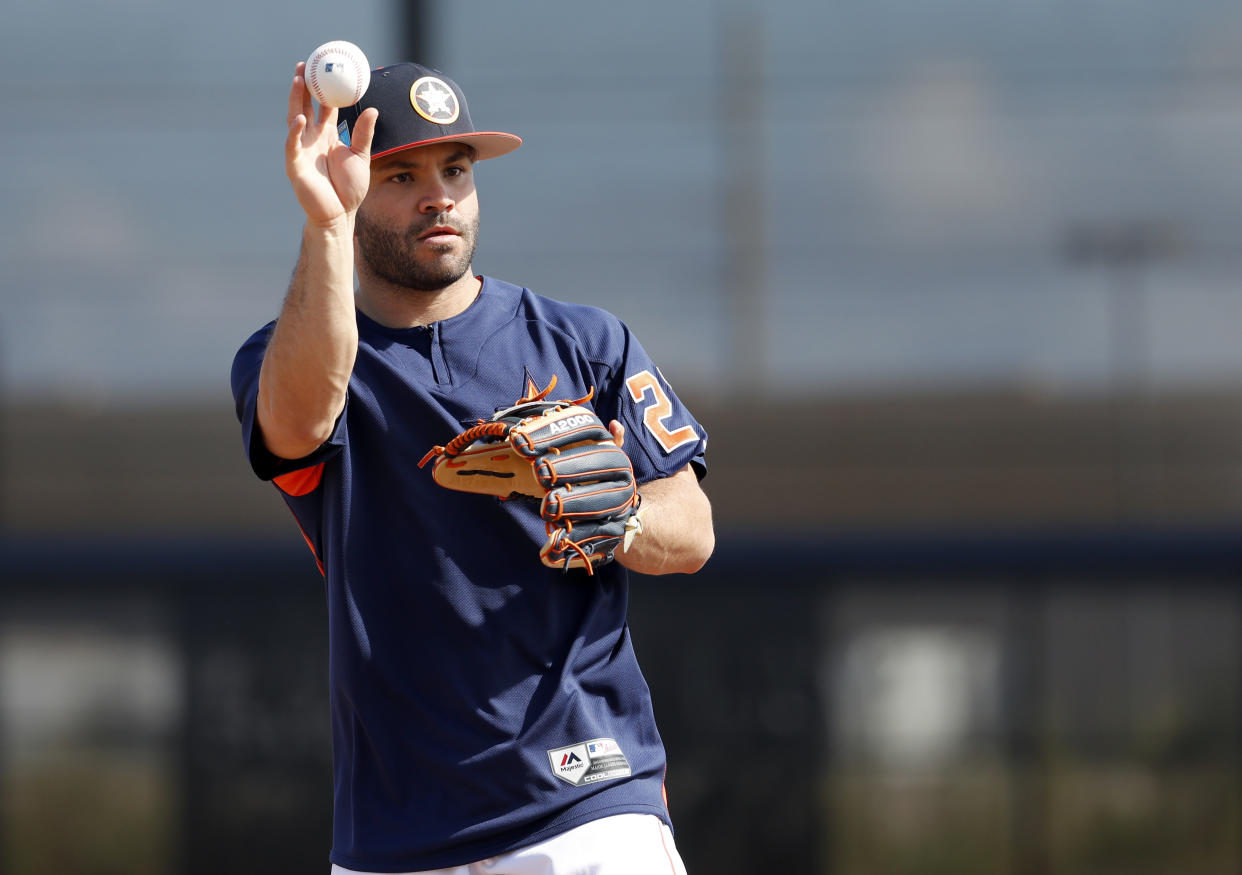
left=625, top=370, right=699, bottom=453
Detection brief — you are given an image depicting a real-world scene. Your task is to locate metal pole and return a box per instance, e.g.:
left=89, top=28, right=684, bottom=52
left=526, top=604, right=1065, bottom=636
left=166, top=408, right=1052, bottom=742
left=1061, top=222, right=1179, bottom=520
left=398, top=0, right=440, bottom=69
left=717, top=6, right=765, bottom=394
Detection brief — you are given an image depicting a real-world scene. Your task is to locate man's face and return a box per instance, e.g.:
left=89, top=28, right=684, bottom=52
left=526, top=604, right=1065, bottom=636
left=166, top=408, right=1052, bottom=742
left=355, top=142, right=480, bottom=292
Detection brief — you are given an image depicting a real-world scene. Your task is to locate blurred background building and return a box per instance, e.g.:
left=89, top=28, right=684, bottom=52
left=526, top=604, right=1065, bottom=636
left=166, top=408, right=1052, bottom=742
left=3, top=0, right=1242, bottom=872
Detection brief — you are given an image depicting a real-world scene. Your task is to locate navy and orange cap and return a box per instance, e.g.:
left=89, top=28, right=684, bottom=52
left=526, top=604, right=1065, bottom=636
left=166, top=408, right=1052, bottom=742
left=337, top=62, right=521, bottom=161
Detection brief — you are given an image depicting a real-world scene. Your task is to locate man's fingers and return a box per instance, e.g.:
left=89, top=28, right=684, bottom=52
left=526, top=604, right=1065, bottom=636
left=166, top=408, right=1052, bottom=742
left=608, top=420, right=625, bottom=448
left=350, top=107, right=379, bottom=158
left=288, top=63, right=312, bottom=127
left=315, top=101, right=339, bottom=131
left=285, top=113, right=309, bottom=167
left=287, top=75, right=303, bottom=128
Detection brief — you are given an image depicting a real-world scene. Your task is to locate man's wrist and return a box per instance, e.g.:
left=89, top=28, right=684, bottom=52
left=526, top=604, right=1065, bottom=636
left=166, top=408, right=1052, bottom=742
left=304, top=212, right=356, bottom=239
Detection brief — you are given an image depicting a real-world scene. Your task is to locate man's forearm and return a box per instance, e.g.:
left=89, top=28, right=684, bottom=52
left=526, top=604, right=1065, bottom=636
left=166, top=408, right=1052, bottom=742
left=617, top=466, right=715, bottom=575
left=257, top=218, right=359, bottom=460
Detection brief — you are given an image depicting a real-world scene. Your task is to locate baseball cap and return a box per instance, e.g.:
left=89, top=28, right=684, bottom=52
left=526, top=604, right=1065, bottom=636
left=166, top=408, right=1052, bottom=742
left=338, top=62, right=521, bottom=161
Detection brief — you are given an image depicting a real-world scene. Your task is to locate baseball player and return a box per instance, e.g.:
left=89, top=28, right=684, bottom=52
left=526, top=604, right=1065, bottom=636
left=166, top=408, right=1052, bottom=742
left=230, top=58, right=713, bottom=874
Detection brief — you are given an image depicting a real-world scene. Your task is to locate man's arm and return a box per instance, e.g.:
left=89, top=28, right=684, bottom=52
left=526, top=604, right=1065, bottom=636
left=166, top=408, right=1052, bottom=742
left=617, top=464, right=714, bottom=576
left=604, top=420, right=714, bottom=576
left=256, top=62, right=378, bottom=461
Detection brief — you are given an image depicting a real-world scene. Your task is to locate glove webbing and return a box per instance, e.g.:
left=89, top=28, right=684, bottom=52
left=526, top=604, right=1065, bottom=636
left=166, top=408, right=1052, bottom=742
left=419, top=422, right=510, bottom=466
left=417, top=378, right=596, bottom=468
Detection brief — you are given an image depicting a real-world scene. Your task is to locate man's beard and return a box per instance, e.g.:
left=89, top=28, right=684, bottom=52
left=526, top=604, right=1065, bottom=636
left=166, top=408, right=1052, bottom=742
left=355, top=210, right=479, bottom=292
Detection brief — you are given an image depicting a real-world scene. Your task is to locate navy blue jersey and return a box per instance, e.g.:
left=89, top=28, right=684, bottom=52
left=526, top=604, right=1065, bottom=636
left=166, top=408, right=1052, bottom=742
left=231, top=276, right=707, bottom=871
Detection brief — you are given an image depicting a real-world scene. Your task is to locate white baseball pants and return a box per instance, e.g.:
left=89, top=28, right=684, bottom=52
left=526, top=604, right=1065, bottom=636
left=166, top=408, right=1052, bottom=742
left=330, top=812, right=688, bottom=875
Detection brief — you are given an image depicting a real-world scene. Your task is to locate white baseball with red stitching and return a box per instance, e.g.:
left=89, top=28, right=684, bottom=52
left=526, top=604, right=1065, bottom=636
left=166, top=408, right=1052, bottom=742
left=304, top=40, right=370, bottom=108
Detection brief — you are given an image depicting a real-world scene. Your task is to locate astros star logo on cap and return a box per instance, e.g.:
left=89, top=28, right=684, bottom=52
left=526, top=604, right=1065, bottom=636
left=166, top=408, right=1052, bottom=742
left=410, top=76, right=460, bottom=125
left=339, top=62, right=522, bottom=160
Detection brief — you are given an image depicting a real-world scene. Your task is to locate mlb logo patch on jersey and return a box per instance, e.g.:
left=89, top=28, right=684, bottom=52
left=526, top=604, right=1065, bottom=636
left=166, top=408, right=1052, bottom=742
left=548, top=737, right=632, bottom=786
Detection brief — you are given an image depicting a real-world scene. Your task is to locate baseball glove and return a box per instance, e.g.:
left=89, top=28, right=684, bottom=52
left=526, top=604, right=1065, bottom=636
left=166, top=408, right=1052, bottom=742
left=418, top=377, right=644, bottom=573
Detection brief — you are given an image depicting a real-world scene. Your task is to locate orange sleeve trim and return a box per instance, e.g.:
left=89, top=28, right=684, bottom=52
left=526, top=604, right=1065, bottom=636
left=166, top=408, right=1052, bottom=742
left=274, top=462, right=326, bottom=497
left=298, top=526, right=326, bottom=577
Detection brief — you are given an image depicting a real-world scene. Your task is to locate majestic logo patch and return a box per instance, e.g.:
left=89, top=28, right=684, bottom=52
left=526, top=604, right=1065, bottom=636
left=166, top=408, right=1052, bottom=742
left=410, top=76, right=460, bottom=125
left=548, top=738, right=632, bottom=786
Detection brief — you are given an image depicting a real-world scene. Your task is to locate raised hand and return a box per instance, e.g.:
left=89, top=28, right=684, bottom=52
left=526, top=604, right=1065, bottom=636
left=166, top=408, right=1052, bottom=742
left=285, top=61, right=378, bottom=227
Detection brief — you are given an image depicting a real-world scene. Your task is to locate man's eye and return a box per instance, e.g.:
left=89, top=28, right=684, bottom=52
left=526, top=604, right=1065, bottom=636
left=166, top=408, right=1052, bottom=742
left=391, top=173, right=410, bottom=183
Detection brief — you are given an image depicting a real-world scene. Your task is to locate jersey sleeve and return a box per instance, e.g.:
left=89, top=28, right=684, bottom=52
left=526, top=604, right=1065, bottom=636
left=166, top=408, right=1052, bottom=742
left=589, top=319, right=708, bottom=484
left=230, top=323, right=348, bottom=482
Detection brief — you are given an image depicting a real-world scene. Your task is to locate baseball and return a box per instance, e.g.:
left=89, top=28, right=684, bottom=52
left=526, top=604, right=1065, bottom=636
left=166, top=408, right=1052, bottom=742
left=304, top=40, right=371, bottom=108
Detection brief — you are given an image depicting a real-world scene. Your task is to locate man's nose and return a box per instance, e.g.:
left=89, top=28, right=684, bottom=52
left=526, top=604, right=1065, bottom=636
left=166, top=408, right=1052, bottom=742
left=420, top=183, right=454, bottom=214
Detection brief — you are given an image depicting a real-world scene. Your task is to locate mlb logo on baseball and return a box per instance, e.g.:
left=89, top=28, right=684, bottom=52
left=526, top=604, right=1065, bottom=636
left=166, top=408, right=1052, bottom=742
left=304, top=40, right=371, bottom=108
